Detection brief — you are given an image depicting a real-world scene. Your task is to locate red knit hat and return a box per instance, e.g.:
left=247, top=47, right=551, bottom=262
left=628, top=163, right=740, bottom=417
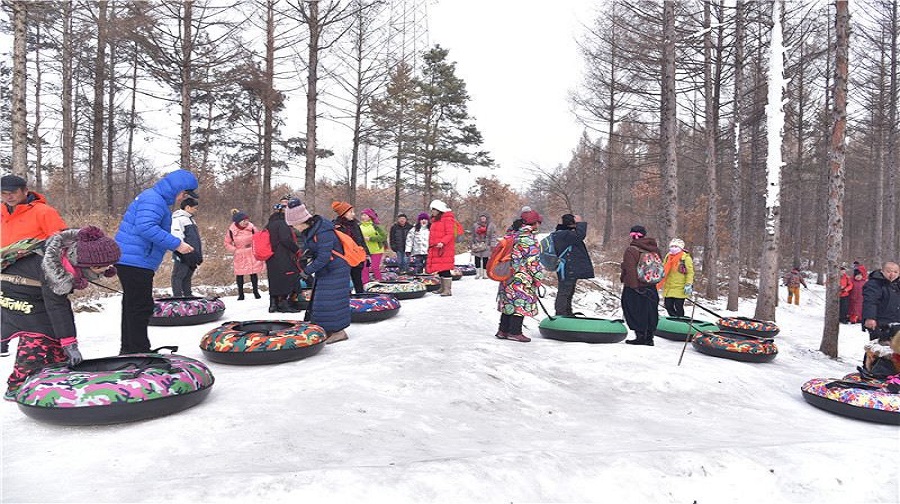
left=521, top=210, right=542, bottom=225
left=73, top=226, right=121, bottom=267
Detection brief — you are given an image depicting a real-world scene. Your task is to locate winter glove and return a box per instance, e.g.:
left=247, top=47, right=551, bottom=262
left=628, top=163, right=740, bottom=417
left=684, top=284, right=693, bottom=296
left=60, top=337, right=83, bottom=366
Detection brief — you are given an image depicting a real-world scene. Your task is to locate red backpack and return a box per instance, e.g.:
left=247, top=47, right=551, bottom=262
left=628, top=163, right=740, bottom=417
left=486, top=236, right=515, bottom=281
left=252, top=229, right=274, bottom=261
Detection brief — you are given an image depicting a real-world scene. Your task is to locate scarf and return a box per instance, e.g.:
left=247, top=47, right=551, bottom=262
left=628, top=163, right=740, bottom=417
left=659, top=250, right=684, bottom=289
left=476, top=225, right=487, bottom=236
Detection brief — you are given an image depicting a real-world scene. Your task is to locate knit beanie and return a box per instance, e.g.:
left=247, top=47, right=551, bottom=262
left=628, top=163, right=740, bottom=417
left=73, top=226, right=121, bottom=267
left=361, top=208, right=380, bottom=224
left=285, top=199, right=313, bottom=226
left=417, top=212, right=430, bottom=222
left=232, top=210, right=249, bottom=224
left=629, top=225, right=647, bottom=237
left=669, top=238, right=685, bottom=249
left=521, top=210, right=542, bottom=225
left=332, top=201, right=353, bottom=217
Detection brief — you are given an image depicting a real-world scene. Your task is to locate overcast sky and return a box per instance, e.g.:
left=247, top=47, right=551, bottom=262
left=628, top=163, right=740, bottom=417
left=427, top=0, right=597, bottom=191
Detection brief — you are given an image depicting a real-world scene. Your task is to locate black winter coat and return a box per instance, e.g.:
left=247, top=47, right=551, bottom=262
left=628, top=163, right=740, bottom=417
left=265, top=212, right=301, bottom=296
left=551, top=222, right=594, bottom=280
left=1, top=249, right=76, bottom=341
left=861, top=270, right=900, bottom=331
left=389, top=222, right=413, bottom=253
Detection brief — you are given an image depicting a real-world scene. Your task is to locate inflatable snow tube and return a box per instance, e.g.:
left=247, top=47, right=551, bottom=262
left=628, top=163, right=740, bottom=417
left=14, top=353, right=214, bottom=425
left=398, top=274, right=440, bottom=292
left=350, top=293, right=401, bottom=323
left=148, top=296, right=226, bottom=326
left=293, top=289, right=313, bottom=310
left=200, top=320, right=327, bottom=365
left=539, top=315, right=628, bottom=344
left=716, top=316, right=780, bottom=338
left=364, top=280, right=427, bottom=300
left=450, top=268, right=463, bottom=281
left=801, top=373, right=900, bottom=425
left=691, top=330, right=778, bottom=363
left=383, top=256, right=398, bottom=267
left=456, top=264, right=476, bottom=276
left=654, top=316, right=719, bottom=342
left=380, top=271, right=400, bottom=281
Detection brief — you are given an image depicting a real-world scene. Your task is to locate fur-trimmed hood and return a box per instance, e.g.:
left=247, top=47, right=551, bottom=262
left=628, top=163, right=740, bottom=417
left=42, top=229, right=115, bottom=295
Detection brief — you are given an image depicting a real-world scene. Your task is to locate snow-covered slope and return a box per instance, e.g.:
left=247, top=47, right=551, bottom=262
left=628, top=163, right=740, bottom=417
left=1, top=262, right=895, bottom=503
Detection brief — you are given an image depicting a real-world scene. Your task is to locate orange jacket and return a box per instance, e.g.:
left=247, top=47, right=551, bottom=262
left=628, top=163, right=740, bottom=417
left=1, top=191, right=68, bottom=248
left=839, top=273, right=852, bottom=297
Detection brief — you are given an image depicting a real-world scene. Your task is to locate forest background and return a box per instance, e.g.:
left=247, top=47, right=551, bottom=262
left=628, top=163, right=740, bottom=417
left=0, top=1, right=894, bottom=353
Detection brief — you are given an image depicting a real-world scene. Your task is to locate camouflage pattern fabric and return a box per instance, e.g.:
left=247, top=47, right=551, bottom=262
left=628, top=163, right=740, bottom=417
left=350, top=294, right=400, bottom=314
left=693, top=331, right=779, bottom=356
left=364, top=281, right=426, bottom=294
left=152, top=297, right=226, bottom=318
left=14, top=353, right=214, bottom=408
left=200, top=320, right=326, bottom=354
left=717, top=317, right=780, bottom=335
left=6, top=331, right=67, bottom=392
left=0, top=238, right=44, bottom=270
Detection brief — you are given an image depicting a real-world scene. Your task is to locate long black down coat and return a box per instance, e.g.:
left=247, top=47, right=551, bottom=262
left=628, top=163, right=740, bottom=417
left=265, top=212, right=301, bottom=296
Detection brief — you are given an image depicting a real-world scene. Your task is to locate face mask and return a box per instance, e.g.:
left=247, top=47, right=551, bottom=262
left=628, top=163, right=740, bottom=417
left=669, top=246, right=682, bottom=255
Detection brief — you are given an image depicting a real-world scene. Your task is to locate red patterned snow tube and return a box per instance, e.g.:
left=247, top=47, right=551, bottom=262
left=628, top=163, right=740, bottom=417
left=716, top=316, right=780, bottom=338
left=200, top=320, right=327, bottom=365
left=397, top=274, right=441, bottom=292
left=350, top=293, right=401, bottom=322
left=801, top=373, right=900, bottom=425
left=149, top=296, right=226, bottom=326
left=692, top=330, right=778, bottom=363
left=450, top=268, right=463, bottom=281
left=455, top=264, right=476, bottom=276
left=364, top=280, right=427, bottom=300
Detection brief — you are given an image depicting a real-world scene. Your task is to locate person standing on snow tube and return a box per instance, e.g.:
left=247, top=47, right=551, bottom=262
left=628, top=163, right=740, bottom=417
left=657, top=238, right=694, bottom=318
left=620, top=225, right=661, bottom=346
left=550, top=213, right=594, bottom=316
left=1, top=226, right=120, bottom=400
left=496, top=211, right=544, bottom=343
left=426, top=200, right=460, bottom=297
left=115, top=169, right=198, bottom=355
left=285, top=199, right=352, bottom=345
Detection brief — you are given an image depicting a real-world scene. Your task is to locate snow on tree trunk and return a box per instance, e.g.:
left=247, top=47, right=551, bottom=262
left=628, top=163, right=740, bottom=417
left=727, top=0, right=745, bottom=312
left=754, top=2, right=787, bottom=323
left=820, top=0, right=849, bottom=358
left=661, top=1, right=678, bottom=245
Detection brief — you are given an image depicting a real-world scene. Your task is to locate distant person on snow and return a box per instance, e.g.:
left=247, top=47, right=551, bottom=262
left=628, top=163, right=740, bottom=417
left=620, top=225, right=661, bottom=346
left=861, top=262, right=900, bottom=341
left=657, top=238, right=694, bottom=318
left=170, top=197, right=203, bottom=297
left=782, top=267, right=808, bottom=305
left=495, top=210, right=544, bottom=343
left=224, top=209, right=264, bottom=301
left=549, top=213, right=594, bottom=316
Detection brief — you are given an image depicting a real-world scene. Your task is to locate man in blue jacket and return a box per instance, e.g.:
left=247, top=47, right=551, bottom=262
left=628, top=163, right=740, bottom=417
left=551, top=214, right=595, bottom=316
left=115, top=169, right=198, bottom=354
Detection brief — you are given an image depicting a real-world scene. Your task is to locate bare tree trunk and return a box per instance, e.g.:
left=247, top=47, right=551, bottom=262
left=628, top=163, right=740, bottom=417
left=180, top=1, right=194, bottom=172
left=821, top=0, right=849, bottom=358
left=62, top=1, right=74, bottom=210
left=32, top=23, right=43, bottom=190
left=703, top=0, right=719, bottom=299
left=125, top=44, right=138, bottom=202
left=886, top=1, right=898, bottom=259
left=755, top=2, right=786, bottom=322
left=727, top=0, right=745, bottom=311
left=661, top=1, right=678, bottom=244
left=305, top=0, right=320, bottom=208
left=90, top=1, right=108, bottom=207
left=106, top=3, right=117, bottom=214
left=262, top=0, right=276, bottom=217
left=10, top=0, right=27, bottom=178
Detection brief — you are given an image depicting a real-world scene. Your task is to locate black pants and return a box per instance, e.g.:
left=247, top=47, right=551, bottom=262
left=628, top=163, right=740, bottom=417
left=621, top=286, right=659, bottom=333
left=498, top=313, right=524, bottom=335
left=438, top=270, right=452, bottom=278
left=839, top=296, right=849, bottom=322
left=350, top=265, right=365, bottom=293
left=555, top=279, right=577, bottom=316
left=663, top=297, right=685, bottom=317
left=171, top=261, right=195, bottom=297
left=473, top=256, right=487, bottom=268
left=118, top=264, right=155, bottom=354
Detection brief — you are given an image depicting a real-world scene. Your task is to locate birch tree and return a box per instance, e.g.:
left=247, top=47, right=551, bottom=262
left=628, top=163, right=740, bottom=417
left=754, top=2, right=787, bottom=322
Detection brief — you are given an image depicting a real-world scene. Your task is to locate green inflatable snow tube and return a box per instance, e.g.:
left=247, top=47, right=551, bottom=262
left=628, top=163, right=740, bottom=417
left=539, top=315, right=628, bottom=344
left=654, top=316, right=719, bottom=342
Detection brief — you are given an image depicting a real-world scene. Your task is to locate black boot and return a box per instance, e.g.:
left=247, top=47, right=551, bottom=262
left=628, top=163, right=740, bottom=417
left=626, top=331, right=650, bottom=345
left=277, top=296, right=301, bottom=313
left=251, top=274, right=261, bottom=299
left=268, top=296, right=278, bottom=313
left=236, top=275, right=245, bottom=300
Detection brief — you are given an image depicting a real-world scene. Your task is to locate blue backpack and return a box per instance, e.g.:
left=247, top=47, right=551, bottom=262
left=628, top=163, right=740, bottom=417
left=538, top=233, right=572, bottom=278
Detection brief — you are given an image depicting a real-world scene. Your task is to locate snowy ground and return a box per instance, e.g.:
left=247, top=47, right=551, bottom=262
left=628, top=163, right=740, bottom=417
left=1, top=257, right=896, bottom=503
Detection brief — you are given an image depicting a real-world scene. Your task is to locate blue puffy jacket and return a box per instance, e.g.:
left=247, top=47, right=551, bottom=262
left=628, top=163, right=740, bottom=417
left=115, top=170, right=199, bottom=270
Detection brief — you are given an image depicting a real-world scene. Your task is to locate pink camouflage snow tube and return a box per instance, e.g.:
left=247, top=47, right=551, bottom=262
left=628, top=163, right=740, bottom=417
left=12, top=353, right=214, bottom=425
